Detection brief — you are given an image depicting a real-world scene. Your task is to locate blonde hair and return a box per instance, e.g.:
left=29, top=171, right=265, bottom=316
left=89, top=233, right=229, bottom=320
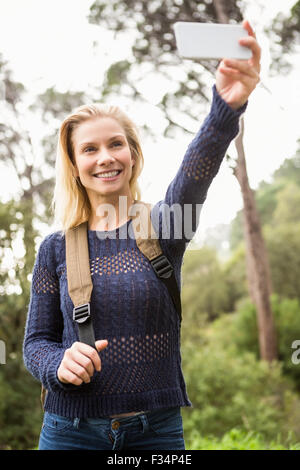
left=51, top=104, right=144, bottom=234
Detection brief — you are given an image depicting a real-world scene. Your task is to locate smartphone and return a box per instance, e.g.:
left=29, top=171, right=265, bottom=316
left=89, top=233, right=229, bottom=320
left=173, top=22, right=252, bottom=60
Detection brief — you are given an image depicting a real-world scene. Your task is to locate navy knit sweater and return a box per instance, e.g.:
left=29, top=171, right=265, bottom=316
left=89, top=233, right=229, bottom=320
left=23, top=86, right=247, bottom=418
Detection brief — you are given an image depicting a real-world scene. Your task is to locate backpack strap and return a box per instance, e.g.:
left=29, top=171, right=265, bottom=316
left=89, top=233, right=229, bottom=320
left=129, top=201, right=182, bottom=323
left=41, top=222, right=94, bottom=410
left=66, top=222, right=96, bottom=348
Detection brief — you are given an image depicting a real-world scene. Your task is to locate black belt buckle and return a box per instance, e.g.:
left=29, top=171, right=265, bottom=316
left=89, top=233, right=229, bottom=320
left=151, top=254, right=173, bottom=279
left=73, top=303, right=91, bottom=324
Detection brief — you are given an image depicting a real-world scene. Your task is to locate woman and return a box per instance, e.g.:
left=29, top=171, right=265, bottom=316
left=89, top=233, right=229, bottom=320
left=23, top=20, right=261, bottom=450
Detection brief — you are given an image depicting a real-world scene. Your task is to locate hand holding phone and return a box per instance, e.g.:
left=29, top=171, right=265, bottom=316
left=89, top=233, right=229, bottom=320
left=215, top=20, right=261, bottom=110
left=173, top=20, right=261, bottom=110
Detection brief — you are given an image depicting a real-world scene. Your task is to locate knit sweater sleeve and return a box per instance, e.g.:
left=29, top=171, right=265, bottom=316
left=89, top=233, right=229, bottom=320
left=151, top=84, right=247, bottom=257
left=23, top=233, right=73, bottom=392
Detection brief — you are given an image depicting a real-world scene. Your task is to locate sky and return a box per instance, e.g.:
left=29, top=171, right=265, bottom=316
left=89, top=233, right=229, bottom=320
left=0, top=0, right=299, bottom=247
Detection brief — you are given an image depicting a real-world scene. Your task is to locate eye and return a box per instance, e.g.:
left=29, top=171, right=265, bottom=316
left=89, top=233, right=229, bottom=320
left=84, top=146, right=96, bottom=153
left=111, top=140, right=123, bottom=147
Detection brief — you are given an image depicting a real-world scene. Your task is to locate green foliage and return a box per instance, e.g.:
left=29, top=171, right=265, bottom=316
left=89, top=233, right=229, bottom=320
left=272, top=296, right=300, bottom=383
left=181, top=244, right=248, bottom=337
left=266, top=223, right=300, bottom=301
left=182, top=247, right=232, bottom=324
left=222, top=244, right=247, bottom=310
left=103, top=60, right=132, bottom=94
left=181, top=340, right=296, bottom=443
left=30, top=87, right=86, bottom=119
left=273, top=151, right=300, bottom=189
left=266, top=1, right=300, bottom=74
left=255, top=181, right=284, bottom=227
left=0, top=359, right=42, bottom=450
left=230, top=154, right=300, bottom=251
left=211, top=299, right=259, bottom=357
left=181, top=304, right=300, bottom=447
left=273, top=183, right=300, bottom=226
left=229, top=210, right=243, bottom=251
left=272, top=1, right=300, bottom=52
left=208, top=295, right=300, bottom=385
left=186, top=428, right=300, bottom=450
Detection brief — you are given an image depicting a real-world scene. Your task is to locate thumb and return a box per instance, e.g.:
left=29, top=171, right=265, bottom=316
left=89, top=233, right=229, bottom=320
left=95, top=339, right=108, bottom=352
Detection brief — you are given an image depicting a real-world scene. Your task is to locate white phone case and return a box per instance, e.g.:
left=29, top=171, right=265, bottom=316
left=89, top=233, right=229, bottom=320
left=173, top=22, right=251, bottom=60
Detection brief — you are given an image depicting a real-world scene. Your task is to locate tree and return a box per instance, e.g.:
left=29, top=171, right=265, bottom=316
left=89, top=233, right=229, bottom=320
left=88, top=0, right=278, bottom=361
left=267, top=0, right=300, bottom=74
left=233, top=118, right=276, bottom=361
left=0, top=53, right=88, bottom=449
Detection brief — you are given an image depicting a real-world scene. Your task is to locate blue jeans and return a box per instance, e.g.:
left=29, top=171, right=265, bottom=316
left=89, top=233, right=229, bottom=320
left=38, top=406, right=185, bottom=450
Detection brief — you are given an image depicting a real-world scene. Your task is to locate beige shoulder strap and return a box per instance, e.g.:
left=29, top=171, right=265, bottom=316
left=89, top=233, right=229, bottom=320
left=41, top=221, right=93, bottom=410
left=130, top=200, right=182, bottom=321
left=66, top=221, right=93, bottom=307
left=129, top=200, right=162, bottom=260
left=66, top=221, right=96, bottom=348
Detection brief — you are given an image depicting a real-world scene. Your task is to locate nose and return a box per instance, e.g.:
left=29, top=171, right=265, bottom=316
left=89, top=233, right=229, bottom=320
left=96, top=148, right=115, bottom=166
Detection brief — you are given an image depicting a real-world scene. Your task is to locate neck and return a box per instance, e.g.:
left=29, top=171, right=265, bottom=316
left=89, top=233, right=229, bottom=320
left=88, top=194, right=135, bottom=231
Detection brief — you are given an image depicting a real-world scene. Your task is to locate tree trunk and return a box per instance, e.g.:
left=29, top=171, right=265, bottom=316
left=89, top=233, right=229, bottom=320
left=234, top=117, right=277, bottom=361
left=212, top=0, right=277, bottom=361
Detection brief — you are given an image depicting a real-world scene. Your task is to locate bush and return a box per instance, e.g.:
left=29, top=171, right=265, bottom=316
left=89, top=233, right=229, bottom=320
left=0, top=354, right=42, bottom=450
left=186, top=428, right=300, bottom=450
left=210, top=294, right=300, bottom=385
left=271, top=295, right=300, bottom=383
left=181, top=325, right=300, bottom=447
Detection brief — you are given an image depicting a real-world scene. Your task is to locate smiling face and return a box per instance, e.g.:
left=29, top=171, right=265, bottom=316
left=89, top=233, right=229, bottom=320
left=72, top=116, right=135, bottom=204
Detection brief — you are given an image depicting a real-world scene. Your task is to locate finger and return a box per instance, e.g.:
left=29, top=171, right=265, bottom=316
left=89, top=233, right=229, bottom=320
left=218, top=66, right=258, bottom=89
left=66, top=360, right=92, bottom=383
left=73, top=341, right=102, bottom=372
left=223, top=58, right=259, bottom=78
left=95, top=339, right=108, bottom=352
left=72, top=350, right=95, bottom=376
left=60, top=367, right=84, bottom=386
left=239, top=36, right=261, bottom=68
left=242, top=19, right=256, bottom=39
left=94, top=340, right=109, bottom=371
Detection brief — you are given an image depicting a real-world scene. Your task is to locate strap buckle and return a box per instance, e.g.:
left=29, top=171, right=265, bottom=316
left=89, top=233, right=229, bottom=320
left=73, top=303, right=91, bottom=324
left=151, top=254, right=173, bottom=279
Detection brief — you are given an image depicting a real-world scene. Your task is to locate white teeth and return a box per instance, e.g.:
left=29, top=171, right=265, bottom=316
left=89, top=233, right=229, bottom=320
left=94, top=170, right=120, bottom=178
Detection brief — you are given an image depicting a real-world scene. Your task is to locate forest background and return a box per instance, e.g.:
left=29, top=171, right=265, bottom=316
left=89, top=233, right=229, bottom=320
left=0, top=0, right=300, bottom=450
